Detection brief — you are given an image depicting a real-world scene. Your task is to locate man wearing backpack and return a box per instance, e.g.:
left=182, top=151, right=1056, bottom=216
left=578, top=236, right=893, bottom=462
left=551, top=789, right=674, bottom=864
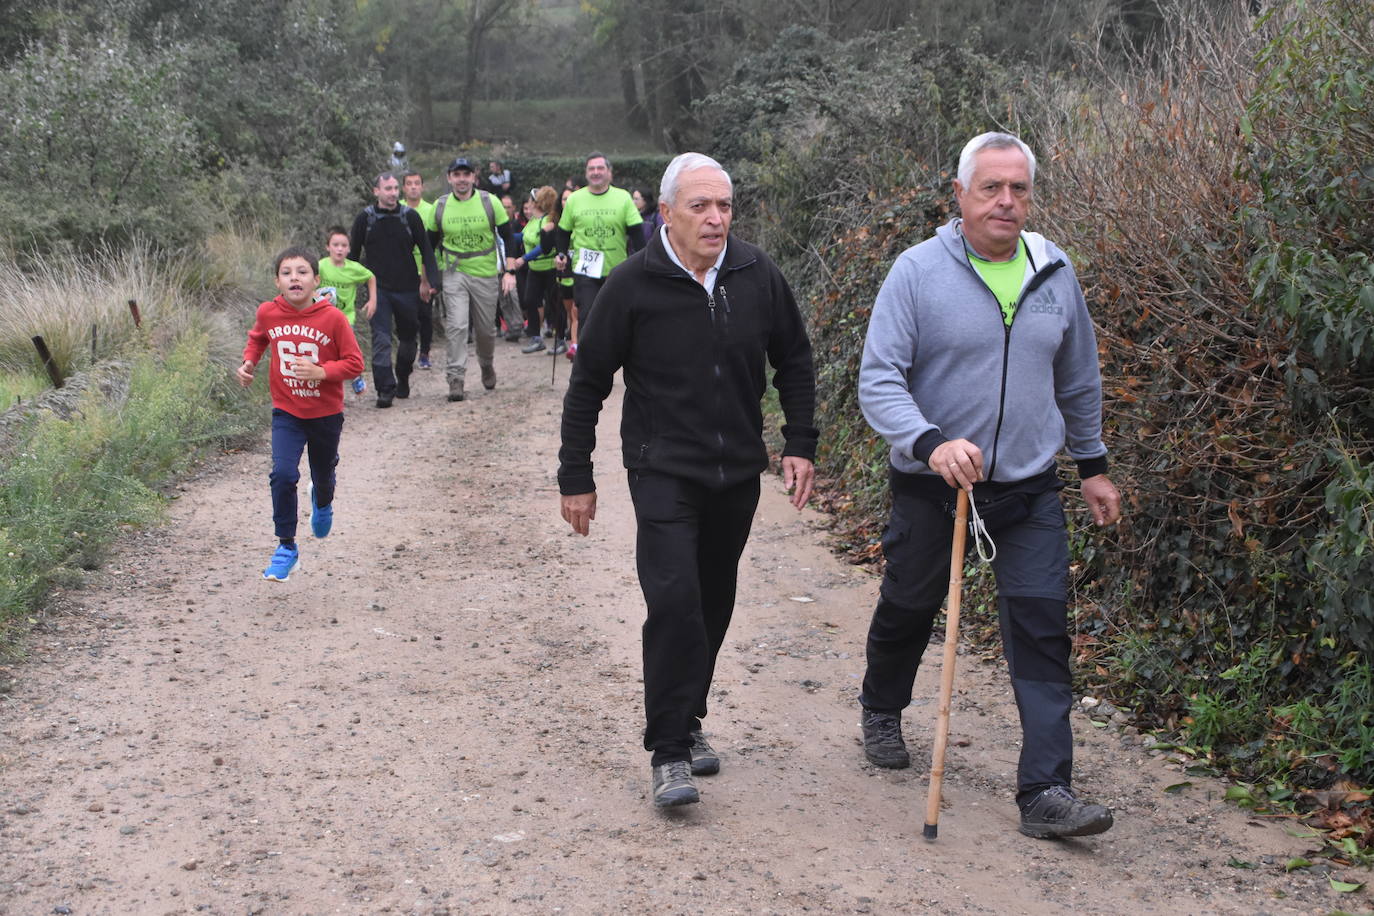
left=433, top=157, right=518, bottom=402
left=348, top=172, right=439, bottom=408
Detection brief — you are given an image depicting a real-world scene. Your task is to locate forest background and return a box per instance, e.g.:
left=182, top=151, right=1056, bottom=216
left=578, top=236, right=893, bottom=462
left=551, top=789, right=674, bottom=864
left=0, top=0, right=1369, bottom=866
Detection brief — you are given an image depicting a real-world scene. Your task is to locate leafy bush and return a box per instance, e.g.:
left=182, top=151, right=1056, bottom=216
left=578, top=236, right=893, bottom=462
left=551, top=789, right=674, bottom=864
left=717, top=3, right=1374, bottom=793
left=0, top=35, right=196, bottom=252
left=0, top=5, right=391, bottom=255
left=1242, top=0, right=1374, bottom=658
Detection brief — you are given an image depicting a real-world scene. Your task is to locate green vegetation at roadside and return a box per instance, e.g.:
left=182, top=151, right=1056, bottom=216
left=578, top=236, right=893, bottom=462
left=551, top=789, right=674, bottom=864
left=0, top=232, right=282, bottom=654
left=0, top=328, right=258, bottom=650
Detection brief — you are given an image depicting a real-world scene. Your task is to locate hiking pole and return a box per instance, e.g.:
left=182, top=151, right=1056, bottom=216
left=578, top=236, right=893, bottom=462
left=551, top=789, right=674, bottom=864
left=924, top=486, right=970, bottom=841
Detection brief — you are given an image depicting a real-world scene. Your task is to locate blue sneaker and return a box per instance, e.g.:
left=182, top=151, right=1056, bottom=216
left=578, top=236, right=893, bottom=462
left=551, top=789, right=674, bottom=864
left=351, top=376, right=367, bottom=395
left=418, top=355, right=432, bottom=370
left=307, top=482, right=333, bottom=538
left=262, top=543, right=299, bottom=581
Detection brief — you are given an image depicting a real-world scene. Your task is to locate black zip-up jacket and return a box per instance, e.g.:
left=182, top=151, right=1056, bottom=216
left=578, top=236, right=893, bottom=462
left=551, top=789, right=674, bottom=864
left=348, top=205, right=439, bottom=293
left=557, top=230, right=818, bottom=495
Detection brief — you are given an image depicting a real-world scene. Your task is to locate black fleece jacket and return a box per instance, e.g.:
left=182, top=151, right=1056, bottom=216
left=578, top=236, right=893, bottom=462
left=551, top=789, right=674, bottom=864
left=348, top=205, right=439, bottom=293
left=557, top=230, right=818, bottom=495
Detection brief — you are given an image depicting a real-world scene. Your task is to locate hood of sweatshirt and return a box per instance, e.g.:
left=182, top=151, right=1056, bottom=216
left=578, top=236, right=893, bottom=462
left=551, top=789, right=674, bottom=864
left=262, top=294, right=335, bottom=321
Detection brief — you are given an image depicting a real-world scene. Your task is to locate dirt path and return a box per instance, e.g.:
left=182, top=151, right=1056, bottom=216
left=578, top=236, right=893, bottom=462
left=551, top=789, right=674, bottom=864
left=0, top=336, right=1363, bottom=915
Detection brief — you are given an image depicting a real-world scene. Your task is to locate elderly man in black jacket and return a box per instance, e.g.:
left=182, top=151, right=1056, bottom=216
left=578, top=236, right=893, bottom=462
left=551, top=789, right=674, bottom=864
left=558, top=152, right=818, bottom=808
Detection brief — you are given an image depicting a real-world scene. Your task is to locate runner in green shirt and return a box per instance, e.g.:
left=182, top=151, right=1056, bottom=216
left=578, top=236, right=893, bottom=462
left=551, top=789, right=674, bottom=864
left=402, top=171, right=438, bottom=368
left=554, top=152, right=644, bottom=359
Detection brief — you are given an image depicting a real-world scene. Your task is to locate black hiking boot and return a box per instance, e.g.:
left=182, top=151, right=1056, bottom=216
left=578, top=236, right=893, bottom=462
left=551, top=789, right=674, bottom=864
left=1018, top=786, right=1114, bottom=839
left=651, top=760, right=699, bottom=807
left=689, top=730, right=720, bottom=776
left=861, top=709, right=910, bottom=769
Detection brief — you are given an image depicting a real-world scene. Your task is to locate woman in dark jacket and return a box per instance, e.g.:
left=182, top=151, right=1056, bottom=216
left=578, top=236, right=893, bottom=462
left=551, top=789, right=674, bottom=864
left=633, top=187, right=664, bottom=245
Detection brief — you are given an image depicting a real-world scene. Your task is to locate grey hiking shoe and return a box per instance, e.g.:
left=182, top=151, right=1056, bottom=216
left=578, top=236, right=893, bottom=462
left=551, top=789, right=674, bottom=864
left=689, top=730, right=720, bottom=776
left=861, top=709, right=910, bottom=769
left=447, top=378, right=465, bottom=402
left=1018, top=785, right=1114, bottom=839
left=651, top=760, right=699, bottom=807
left=481, top=363, right=497, bottom=390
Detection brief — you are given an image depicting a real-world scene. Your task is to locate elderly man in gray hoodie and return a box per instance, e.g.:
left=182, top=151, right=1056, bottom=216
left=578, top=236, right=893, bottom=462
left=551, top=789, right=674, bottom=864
left=856, top=131, right=1122, bottom=839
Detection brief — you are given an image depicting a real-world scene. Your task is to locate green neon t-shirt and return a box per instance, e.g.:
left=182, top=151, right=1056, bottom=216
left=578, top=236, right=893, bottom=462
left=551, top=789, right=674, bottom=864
left=557, top=186, right=643, bottom=274
left=437, top=192, right=508, bottom=278
left=409, top=198, right=436, bottom=274
left=523, top=217, right=555, bottom=271
left=317, top=257, right=374, bottom=325
left=968, top=239, right=1028, bottom=327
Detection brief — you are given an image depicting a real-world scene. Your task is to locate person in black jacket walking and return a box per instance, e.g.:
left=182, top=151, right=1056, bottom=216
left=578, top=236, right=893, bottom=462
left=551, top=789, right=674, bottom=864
left=558, top=152, right=818, bottom=808
left=348, top=172, right=439, bottom=408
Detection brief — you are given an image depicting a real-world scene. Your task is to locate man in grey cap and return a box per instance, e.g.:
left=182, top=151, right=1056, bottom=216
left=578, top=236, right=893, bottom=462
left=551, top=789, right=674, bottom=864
left=431, top=156, right=519, bottom=401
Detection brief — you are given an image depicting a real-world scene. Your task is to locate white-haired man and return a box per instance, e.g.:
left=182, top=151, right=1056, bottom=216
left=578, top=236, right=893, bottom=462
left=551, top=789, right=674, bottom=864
left=857, top=131, right=1123, bottom=838
left=558, top=152, right=818, bottom=808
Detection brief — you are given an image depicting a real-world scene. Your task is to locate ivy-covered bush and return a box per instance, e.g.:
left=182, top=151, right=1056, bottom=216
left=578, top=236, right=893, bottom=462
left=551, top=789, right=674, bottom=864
left=708, top=6, right=1374, bottom=797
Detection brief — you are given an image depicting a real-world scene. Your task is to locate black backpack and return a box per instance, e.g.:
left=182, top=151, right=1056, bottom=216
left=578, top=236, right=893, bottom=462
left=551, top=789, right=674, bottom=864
left=363, top=204, right=416, bottom=245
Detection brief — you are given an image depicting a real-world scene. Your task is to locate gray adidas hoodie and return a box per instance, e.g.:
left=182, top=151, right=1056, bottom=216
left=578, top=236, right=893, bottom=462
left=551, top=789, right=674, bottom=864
left=858, top=218, right=1107, bottom=483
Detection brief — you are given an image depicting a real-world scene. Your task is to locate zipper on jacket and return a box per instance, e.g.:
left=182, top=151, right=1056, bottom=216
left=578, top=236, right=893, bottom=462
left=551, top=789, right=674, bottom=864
left=709, top=283, right=727, bottom=483
left=971, top=257, right=1065, bottom=481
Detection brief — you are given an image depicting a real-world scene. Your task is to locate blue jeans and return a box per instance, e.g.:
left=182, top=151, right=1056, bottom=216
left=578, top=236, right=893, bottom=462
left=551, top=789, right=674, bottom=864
left=269, top=409, right=344, bottom=539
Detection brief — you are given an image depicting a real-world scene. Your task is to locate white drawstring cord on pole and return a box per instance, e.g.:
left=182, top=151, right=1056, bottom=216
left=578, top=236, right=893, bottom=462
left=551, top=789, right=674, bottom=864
left=967, top=493, right=997, bottom=563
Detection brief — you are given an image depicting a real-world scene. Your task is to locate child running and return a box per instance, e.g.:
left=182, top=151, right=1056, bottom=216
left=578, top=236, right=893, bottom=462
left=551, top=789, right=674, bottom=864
left=237, top=246, right=365, bottom=581
left=317, top=226, right=375, bottom=396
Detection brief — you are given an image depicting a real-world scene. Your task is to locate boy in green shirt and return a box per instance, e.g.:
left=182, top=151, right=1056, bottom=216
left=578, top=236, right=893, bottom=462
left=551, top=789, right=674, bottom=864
left=318, top=227, right=376, bottom=396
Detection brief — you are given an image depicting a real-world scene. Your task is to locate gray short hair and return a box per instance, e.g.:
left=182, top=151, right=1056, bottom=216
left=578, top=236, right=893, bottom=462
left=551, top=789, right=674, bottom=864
left=956, top=133, right=1037, bottom=188
left=659, top=153, right=732, bottom=206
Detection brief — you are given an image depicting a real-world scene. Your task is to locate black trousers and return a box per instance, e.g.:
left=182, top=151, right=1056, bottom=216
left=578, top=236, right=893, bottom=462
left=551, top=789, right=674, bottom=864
left=572, top=275, right=606, bottom=323
left=417, top=296, right=433, bottom=356
left=629, top=471, right=760, bottom=766
left=523, top=268, right=559, bottom=337
left=369, top=287, right=420, bottom=396
left=861, top=483, right=1074, bottom=803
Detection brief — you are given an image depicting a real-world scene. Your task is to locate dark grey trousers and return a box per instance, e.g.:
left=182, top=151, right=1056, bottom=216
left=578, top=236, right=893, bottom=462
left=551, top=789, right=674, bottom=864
left=861, top=482, right=1074, bottom=804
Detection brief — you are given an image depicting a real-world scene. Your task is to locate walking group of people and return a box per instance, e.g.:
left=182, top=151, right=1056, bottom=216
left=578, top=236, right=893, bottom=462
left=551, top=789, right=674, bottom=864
left=308, top=151, right=659, bottom=409
left=237, top=133, right=1124, bottom=840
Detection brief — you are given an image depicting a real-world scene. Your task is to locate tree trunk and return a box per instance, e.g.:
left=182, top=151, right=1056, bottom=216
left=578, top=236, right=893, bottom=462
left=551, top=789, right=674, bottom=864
left=413, top=65, right=435, bottom=142
left=458, top=1, right=480, bottom=142
left=613, top=28, right=646, bottom=132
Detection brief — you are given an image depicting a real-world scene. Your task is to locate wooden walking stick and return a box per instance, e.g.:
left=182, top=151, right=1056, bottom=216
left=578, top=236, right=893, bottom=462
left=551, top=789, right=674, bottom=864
left=924, top=487, right=969, bottom=840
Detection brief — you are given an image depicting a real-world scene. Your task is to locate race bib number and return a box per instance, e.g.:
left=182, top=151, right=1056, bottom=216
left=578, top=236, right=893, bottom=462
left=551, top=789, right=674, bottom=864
left=573, top=248, right=604, bottom=279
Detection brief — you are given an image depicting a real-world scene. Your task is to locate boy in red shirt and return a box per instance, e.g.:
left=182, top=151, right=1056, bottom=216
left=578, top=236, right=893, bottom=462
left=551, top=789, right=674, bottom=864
left=237, top=247, right=365, bottom=581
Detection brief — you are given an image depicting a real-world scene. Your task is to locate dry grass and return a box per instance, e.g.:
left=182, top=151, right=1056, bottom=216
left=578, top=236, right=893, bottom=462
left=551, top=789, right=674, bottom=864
left=0, top=231, right=282, bottom=407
